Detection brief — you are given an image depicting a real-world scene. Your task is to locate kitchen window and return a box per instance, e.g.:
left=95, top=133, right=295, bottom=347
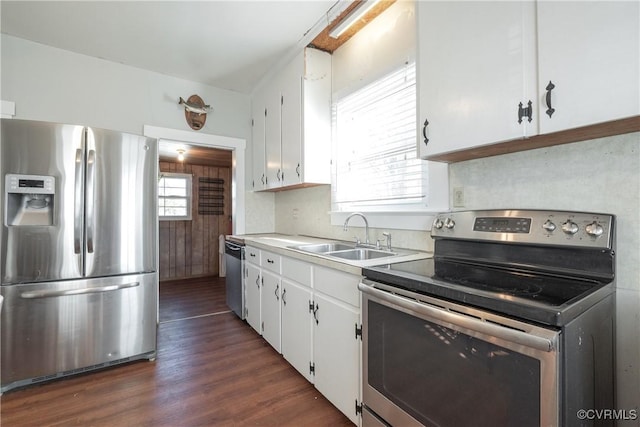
left=158, top=172, right=192, bottom=220
left=331, top=62, right=448, bottom=230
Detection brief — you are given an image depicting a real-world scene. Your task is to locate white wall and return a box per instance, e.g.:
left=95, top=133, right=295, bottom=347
left=332, top=0, right=415, bottom=99
left=0, top=34, right=274, bottom=233
left=450, top=132, right=640, bottom=422
left=1, top=35, right=250, bottom=138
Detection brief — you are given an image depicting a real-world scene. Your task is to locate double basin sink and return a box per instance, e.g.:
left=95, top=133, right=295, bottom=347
left=289, top=241, right=408, bottom=261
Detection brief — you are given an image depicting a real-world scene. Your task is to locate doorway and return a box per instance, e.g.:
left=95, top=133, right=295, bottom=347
left=158, top=142, right=231, bottom=280
left=144, top=125, right=246, bottom=281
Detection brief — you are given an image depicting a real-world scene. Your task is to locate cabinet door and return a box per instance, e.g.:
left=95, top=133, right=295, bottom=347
left=313, top=293, right=360, bottom=425
left=537, top=1, right=639, bottom=134
left=245, top=262, right=261, bottom=334
left=281, top=278, right=313, bottom=382
left=251, top=88, right=267, bottom=190
left=261, top=270, right=281, bottom=353
left=280, top=53, right=303, bottom=188
left=265, top=84, right=282, bottom=189
left=417, top=1, right=537, bottom=158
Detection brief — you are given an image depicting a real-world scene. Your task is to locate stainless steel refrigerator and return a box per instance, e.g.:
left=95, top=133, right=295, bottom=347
left=0, top=119, right=158, bottom=393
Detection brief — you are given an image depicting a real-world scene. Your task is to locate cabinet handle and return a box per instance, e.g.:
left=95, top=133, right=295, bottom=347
left=277, top=169, right=282, bottom=181
left=261, top=174, right=265, bottom=185
left=275, top=284, right=280, bottom=300
left=256, top=275, right=260, bottom=288
left=282, top=288, right=287, bottom=305
left=545, top=81, right=556, bottom=118
left=296, top=163, right=300, bottom=177
left=313, top=303, right=319, bottom=325
left=267, top=258, right=274, bottom=264
left=422, top=118, right=429, bottom=145
left=518, top=100, right=533, bottom=124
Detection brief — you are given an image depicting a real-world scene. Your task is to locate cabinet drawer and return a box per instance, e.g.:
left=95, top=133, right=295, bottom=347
left=261, top=250, right=281, bottom=274
left=245, top=246, right=260, bottom=264
left=281, top=256, right=312, bottom=287
left=313, top=266, right=360, bottom=307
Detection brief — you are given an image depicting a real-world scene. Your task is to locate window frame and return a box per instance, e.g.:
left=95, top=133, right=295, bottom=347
left=158, top=172, right=193, bottom=221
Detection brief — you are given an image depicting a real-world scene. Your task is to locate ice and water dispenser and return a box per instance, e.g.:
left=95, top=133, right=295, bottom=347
left=4, top=174, right=55, bottom=226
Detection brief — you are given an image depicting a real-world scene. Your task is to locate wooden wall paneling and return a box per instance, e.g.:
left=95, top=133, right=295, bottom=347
left=159, top=160, right=230, bottom=281
left=191, top=164, right=204, bottom=276
left=219, top=167, right=231, bottom=237
left=159, top=221, right=170, bottom=280
left=205, top=166, right=214, bottom=276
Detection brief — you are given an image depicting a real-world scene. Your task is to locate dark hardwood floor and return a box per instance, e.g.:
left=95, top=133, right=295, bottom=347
left=0, top=276, right=353, bottom=426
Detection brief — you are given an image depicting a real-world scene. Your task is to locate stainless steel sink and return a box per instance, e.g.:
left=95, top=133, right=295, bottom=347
left=289, top=241, right=405, bottom=262
left=325, top=248, right=396, bottom=260
left=289, top=242, right=355, bottom=253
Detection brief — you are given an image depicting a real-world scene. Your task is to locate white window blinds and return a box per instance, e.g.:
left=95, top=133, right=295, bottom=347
left=333, top=62, right=427, bottom=210
left=158, top=172, right=192, bottom=220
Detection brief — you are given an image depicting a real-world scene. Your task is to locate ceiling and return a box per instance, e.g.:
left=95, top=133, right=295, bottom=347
left=0, top=0, right=340, bottom=95
left=1, top=0, right=393, bottom=165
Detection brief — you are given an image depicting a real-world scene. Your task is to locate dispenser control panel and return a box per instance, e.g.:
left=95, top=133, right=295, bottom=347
left=6, top=174, right=55, bottom=194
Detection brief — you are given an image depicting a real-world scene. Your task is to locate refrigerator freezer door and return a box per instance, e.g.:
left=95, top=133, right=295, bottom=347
left=0, top=272, right=158, bottom=392
left=1, top=119, right=84, bottom=283
left=84, top=127, right=157, bottom=277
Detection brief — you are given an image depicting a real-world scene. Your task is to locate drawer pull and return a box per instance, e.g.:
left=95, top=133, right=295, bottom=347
left=545, top=81, right=556, bottom=118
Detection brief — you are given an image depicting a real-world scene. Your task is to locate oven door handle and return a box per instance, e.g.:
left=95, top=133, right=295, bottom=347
left=359, top=282, right=556, bottom=353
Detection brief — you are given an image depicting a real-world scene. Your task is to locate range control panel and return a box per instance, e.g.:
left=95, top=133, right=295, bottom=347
left=432, top=209, right=614, bottom=249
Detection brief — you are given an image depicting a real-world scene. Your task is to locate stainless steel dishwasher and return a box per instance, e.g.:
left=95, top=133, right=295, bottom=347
left=224, top=239, right=244, bottom=319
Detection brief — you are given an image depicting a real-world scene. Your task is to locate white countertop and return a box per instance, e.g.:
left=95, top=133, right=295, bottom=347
left=238, top=233, right=432, bottom=276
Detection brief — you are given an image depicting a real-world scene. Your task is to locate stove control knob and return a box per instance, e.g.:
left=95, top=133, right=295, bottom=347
left=561, top=220, right=579, bottom=235
left=542, top=220, right=556, bottom=232
left=585, top=221, right=604, bottom=237
left=433, top=218, right=444, bottom=229
left=444, top=218, right=455, bottom=229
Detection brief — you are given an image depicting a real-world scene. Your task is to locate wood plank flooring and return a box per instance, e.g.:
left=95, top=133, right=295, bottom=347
left=0, top=277, right=353, bottom=426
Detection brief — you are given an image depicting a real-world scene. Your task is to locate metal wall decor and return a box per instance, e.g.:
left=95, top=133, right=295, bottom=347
left=179, top=95, right=212, bottom=131
left=198, top=177, right=224, bottom=215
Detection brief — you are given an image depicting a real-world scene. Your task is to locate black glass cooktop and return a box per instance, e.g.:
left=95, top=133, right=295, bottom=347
left=363, top=257, right=613, bottom=326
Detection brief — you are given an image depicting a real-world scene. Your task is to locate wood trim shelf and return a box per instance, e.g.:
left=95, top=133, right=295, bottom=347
left=426, top=115, right=640, bottom=163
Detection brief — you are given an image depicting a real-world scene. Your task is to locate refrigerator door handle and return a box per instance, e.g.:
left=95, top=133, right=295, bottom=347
left=74, top=148, right=84, bottom=255
left=86, top=149, right=96, bottom=253
left=20, top=281, right=140, bottom=299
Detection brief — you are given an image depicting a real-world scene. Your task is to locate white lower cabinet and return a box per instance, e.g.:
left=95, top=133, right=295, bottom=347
left=312, top=291, right=360, bottom=425
left=245, top=261, right=261, bottom=334
left=246, top=249, right=361, bottom=425
left=261, top=270, right=281, bottom=352
left=312, top=266, right=362, bottom=425
left=281, top=278, right=313, bottom=382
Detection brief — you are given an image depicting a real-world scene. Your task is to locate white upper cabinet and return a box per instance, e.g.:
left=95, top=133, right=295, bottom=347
left=251, top=47, right=331, bottom=191
left=536, top=1, right=640, bottom=134
left=280, top=52, right=304, bottom=188
left=251, top=86, right=267, bottom=190
left=417, top=1, right=639, bottom=161
left=417, top=1, right=537, bottom=158
left=265, top=83, right=282, bottom=190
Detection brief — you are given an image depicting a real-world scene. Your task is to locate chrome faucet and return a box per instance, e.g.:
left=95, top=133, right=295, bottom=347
left=343, top=212, right=370, bottom=246
left=382, top=232, right=392, bottom=251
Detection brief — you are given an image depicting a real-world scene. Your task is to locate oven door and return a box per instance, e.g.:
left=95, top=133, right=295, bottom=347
left=359, top=280, right=561, bottom=427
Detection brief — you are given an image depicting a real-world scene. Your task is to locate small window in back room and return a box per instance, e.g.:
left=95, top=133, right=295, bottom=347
left=332, top=61, right=429, bottom=212
left=158, top=172, right=192, bottom=220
